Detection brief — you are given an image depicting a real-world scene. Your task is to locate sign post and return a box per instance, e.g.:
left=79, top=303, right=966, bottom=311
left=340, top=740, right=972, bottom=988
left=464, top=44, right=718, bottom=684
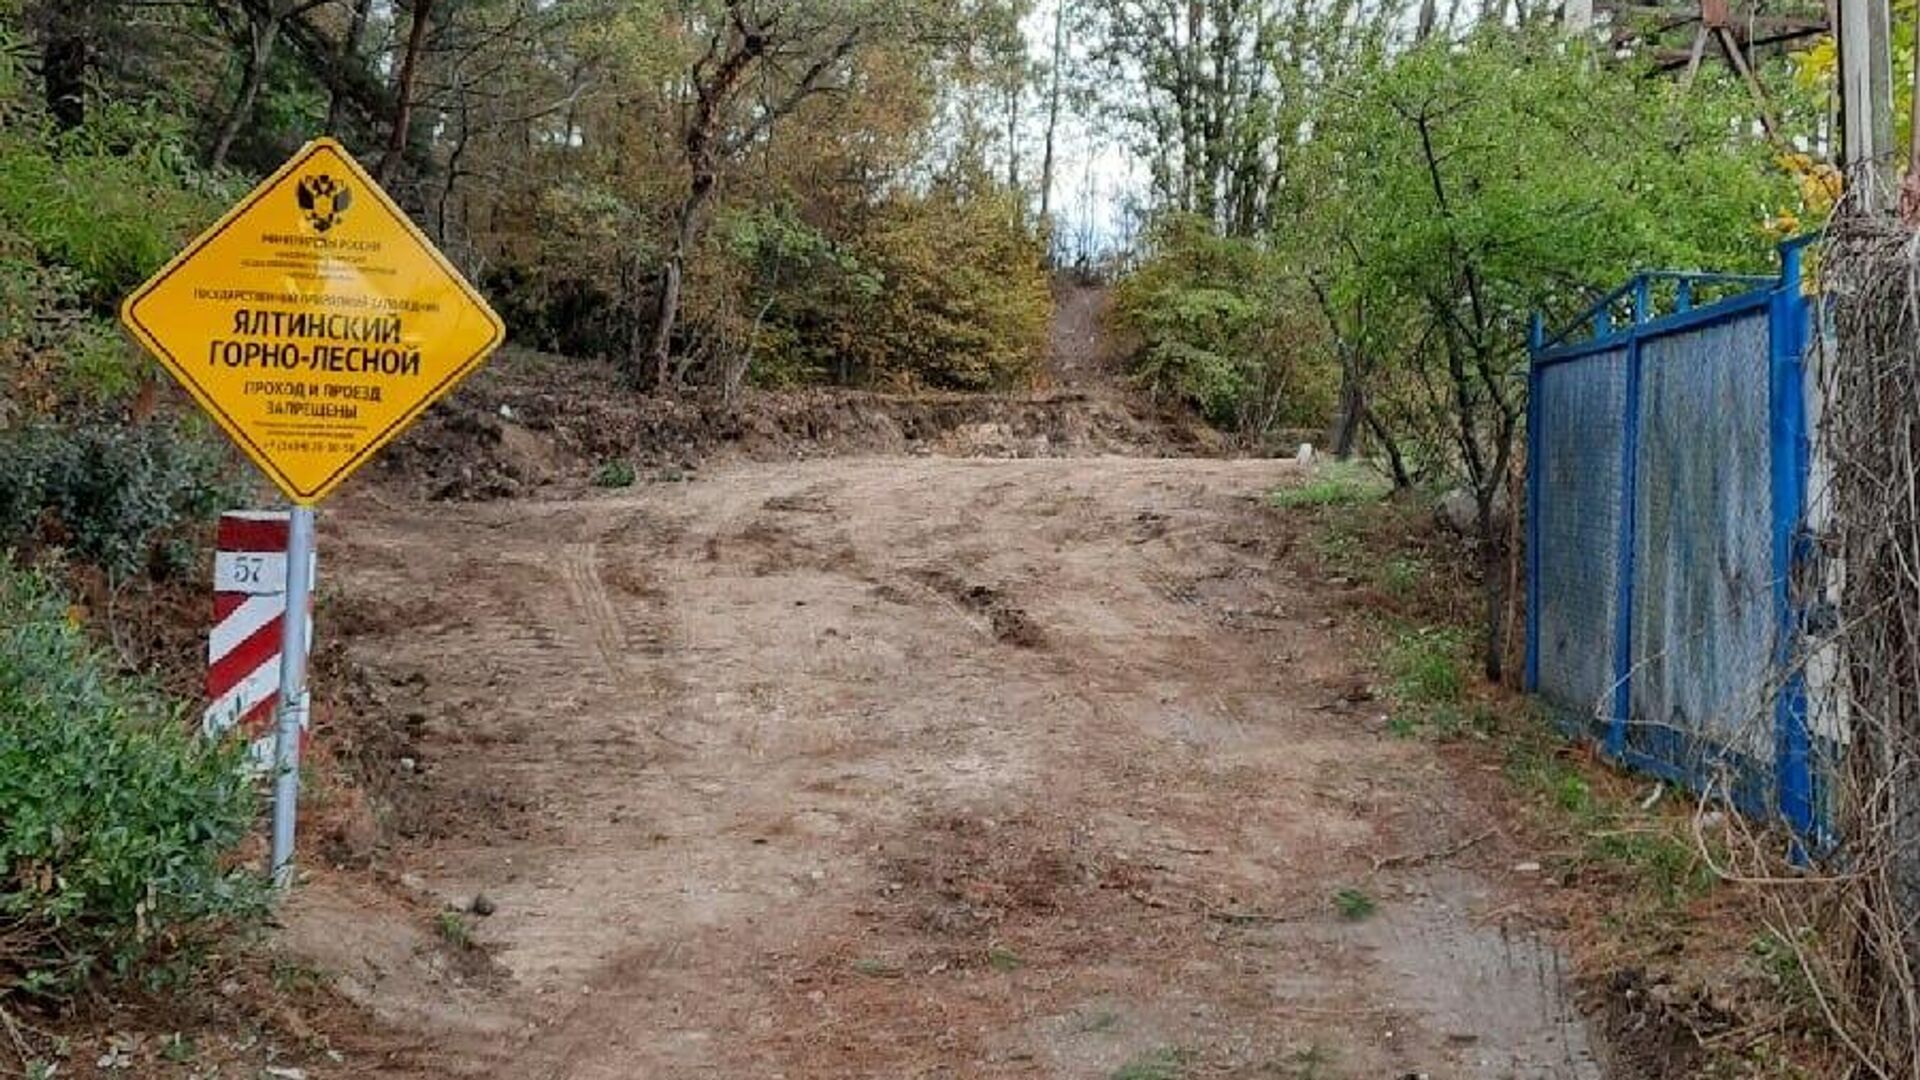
left=122, top=137, right=504, bottom=885
left=270, top=507, right=316, bottom=885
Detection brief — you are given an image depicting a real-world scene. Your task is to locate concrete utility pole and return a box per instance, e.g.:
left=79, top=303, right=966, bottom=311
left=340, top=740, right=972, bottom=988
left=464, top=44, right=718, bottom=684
left=1837, top=0, right=1895, bottom=206
left=1563, top=0, right=1594, bottom=35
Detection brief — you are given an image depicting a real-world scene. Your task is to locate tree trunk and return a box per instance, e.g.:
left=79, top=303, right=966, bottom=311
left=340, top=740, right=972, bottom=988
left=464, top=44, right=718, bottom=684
left=376, top=0, right=435, bottom=185
left=40, top=2, right=89, bottom=130
left=649, top=174, right=716, bottom=390
left=210, top=10, right=280, bottom=169
left=1363, top=408, right=1412, bottom=489
left=650, top=256, right=685, bottom=390
left=1039, top=1, right=1067, bottom=226
left=1005, top=81, right=1021, bottom=191
left=325, top=0, right=375, bottom=134
left=436, top=87, right=470, bottom=242
left=1331, top=369, right=1364, bottom=458
left=1479, top=494, right=1508, bottom=683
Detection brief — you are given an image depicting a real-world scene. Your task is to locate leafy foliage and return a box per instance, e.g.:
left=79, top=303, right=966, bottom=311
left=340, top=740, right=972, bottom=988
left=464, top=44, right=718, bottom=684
left=0, top=52, right=239, bottom=585
left=0, top=104, right=233, bottom=303
left=716, top=204, right=882, bottom=388
left=1275, top=29, right=1790, bottom=677
left=0, top=559, right=262, bottom=1001
left=1113, top=214, right=1334, bottom=433
left=842, top=181, right=1052, bottom=390
left=0, top=417, right=238, bottom=578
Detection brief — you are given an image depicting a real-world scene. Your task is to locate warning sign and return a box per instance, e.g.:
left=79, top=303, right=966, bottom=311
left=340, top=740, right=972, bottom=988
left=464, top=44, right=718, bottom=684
left=122, top=137, right=505, bottom=505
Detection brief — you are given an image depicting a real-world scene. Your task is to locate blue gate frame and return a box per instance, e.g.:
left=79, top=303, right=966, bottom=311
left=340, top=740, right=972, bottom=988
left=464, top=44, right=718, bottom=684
left=1524, top=237, right=1817, bottom=839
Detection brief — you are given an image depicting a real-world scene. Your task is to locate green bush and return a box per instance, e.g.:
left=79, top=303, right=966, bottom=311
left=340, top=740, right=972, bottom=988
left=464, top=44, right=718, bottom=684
left=592, top=459, right=637, bottom=488
left=713, top=185, right=1052, bottom=392
left=0, top=232, right=148, bottom=407
left=0, top=104, right=233, bottom=304
left=0, top=417, right=237, bottom=579
left=0, top=560, right=262, bottom=1000
left=716, top=205, right=882, bottom=388
left=845, top=181, right=1051, bottom=390
left=1114, top=214, right=1335, bottom=434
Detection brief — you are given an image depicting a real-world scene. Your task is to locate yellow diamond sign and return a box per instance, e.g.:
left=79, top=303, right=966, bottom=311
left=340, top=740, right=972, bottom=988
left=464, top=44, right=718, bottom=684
left=122, top=137, right=505, bottom=505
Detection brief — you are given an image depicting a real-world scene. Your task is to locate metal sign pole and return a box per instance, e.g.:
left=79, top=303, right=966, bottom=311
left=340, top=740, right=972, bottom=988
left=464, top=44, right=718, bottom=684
left=270, top=506, right=316, bottom=887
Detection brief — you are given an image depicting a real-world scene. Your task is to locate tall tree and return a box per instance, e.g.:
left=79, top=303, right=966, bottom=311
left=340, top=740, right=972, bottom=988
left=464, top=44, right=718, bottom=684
left=1039, top=0, right=1068, bottom=225
left=324, top=0, right=376, bottom=134
left=209, top=0, right=330, bottom=169
left=645, top=0, right=856, bottom=386
left=641, top=0, right=949, bottom=389
left=1302, top=30, right=1789, bottom=677
left=377, top=0, right=439, bottom=184
left=1086, top=0, right=1396, bottom=237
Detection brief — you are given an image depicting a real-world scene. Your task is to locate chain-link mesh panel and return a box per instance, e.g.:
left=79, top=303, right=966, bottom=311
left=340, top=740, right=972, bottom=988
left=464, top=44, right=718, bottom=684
left=1535, top=348, right=1629, bottom=736
left=1628, top=314, right=1777, bottom=798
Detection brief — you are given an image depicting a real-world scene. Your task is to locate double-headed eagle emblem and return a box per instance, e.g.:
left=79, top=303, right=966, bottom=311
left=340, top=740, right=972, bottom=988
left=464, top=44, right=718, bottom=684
left=296, top=174, right=352, bottom=233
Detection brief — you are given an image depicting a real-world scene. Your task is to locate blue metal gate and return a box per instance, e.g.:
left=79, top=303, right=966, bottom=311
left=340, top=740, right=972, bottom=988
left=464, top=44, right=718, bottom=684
left=1525, top=238, right=1819, bottom=838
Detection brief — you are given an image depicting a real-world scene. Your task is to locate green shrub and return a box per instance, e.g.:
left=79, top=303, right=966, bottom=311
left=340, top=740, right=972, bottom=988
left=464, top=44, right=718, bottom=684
left=0, top=416, right=237, bottom=578
left=0, top=106, right=233, bottom=304
left=1111, top=1047, right=1190, bottom=1080
left=0, top=237, right=147, bottom=407
left=592, top=459, right=637, bottom=488
left=841, top=179, right=1051, bottom=390
left=721, top=182, right=1050, bottom=392
left=716, top=204, right=882, bottom=388
left=1114, top=214, right=1336, bottom=434
left=1332, top=886, right=1377, bottom=921
left=0, top=560, right=262, bottom=1000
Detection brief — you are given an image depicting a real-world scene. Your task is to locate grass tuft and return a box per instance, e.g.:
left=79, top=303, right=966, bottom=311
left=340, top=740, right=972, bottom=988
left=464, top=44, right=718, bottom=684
left=1332, top=887, right=1377, bottom=921
left=1385, top=625, right=1467, bottom=705
left=435, top=910, right=473, bottom=949
left=1269, top=461, right=1392, bottom=509
left=593, top=459, right=637, bottom=488
left=1111, top=1047, right=1190, bottom=1080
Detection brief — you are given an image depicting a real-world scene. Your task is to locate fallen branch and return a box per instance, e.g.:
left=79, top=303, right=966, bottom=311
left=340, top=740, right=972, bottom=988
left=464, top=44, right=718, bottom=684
left=1371, top=827, right=1495, bottom=872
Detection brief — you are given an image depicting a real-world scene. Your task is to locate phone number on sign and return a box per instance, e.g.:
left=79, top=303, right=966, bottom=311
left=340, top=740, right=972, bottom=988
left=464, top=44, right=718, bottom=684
left=264, top=437, right=360, bottom=455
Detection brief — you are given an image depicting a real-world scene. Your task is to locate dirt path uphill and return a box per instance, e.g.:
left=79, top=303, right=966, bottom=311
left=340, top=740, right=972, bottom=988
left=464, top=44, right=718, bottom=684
left=291, top=457, right=1602, bottom=1079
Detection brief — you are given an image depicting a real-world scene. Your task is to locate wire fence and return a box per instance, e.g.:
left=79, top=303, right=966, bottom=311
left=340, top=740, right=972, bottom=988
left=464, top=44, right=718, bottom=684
left=1525, top=241, right=1823, bottom=838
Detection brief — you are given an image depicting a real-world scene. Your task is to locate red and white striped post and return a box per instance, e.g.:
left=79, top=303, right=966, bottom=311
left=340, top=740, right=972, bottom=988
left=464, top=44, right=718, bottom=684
left=206, top=510, right=316, bottom=882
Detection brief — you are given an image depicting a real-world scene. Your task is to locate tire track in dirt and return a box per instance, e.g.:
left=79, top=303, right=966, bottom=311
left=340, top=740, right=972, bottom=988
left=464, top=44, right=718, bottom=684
left=558, top=541, right=629, bottom=685
left=298, top=458, right=1603, bottom=1080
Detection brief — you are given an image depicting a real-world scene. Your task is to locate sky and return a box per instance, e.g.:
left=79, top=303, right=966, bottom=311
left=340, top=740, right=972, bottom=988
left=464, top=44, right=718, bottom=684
left=1019, top=0, right=1141, bottom=261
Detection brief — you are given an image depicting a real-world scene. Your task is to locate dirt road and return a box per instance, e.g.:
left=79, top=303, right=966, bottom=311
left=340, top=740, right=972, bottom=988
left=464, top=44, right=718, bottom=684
left=293, top=456, right=1602, bottom=1079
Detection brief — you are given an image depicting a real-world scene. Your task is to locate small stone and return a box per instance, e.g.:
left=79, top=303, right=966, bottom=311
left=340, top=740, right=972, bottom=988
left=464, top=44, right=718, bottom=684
left=398, top=872, right=426, bottom=892
left=469, top=893, right=496, bottom=917
left=1513, top=861, right=1542, bottom=874
left=399, top=757, right=417, bottom=773
left=264, top=1069, right=308, bottom=1080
